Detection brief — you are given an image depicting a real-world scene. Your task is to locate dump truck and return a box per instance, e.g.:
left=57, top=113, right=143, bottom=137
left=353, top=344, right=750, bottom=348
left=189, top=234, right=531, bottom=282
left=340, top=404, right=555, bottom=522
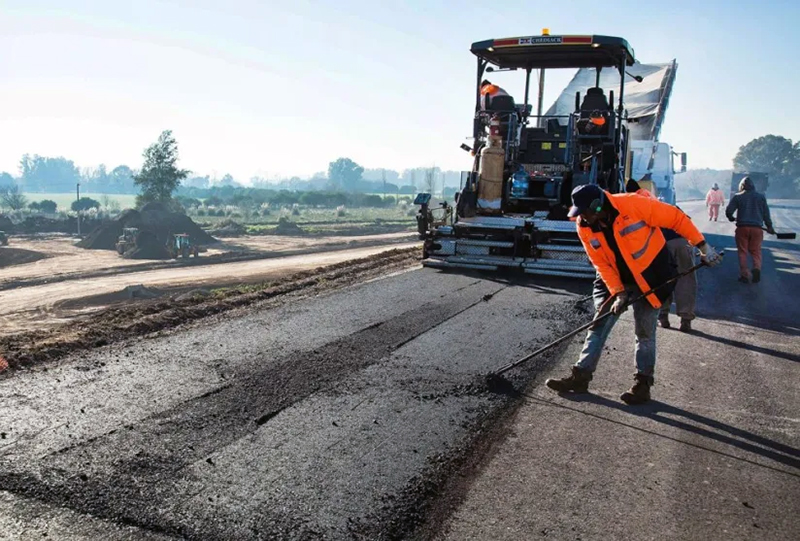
left=547, top=60, right=684, bottom=205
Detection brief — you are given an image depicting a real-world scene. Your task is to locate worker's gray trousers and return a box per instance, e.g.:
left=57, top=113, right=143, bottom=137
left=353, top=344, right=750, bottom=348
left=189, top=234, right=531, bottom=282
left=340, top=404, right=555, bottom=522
left=575, top=280, right=660, bottom=377
left=659, top=238, right=697, bottom=321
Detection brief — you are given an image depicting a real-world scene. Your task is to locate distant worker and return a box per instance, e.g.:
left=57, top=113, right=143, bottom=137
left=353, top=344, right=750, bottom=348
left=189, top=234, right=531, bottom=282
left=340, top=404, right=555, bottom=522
left=706, top=183, right=725, bottom=221
left=479, top=80, right=512, bottom=111
left=546, top=184, right=721, bottom=404
left=726, top=176, right=775, bottom=283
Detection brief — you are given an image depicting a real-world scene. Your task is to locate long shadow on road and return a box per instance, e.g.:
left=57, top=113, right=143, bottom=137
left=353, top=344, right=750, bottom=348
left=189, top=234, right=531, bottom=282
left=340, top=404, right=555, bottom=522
left=528, top=392, right=800, bottom=477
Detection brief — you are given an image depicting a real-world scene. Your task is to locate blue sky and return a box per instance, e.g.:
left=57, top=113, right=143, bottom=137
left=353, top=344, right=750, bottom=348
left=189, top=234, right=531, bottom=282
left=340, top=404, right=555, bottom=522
left=1, top=0, right=798, bottom=181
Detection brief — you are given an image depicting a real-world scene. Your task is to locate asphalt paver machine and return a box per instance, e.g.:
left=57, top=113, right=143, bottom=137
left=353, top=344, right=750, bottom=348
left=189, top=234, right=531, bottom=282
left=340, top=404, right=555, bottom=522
left=419, top=31, right=636, bottom=278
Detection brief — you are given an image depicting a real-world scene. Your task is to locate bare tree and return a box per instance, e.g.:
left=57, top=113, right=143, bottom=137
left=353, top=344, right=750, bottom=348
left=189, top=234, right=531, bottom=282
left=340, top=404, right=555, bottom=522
left=423, top=167, right=437, bottom=194
left=0, top=184, right=28, bottom=210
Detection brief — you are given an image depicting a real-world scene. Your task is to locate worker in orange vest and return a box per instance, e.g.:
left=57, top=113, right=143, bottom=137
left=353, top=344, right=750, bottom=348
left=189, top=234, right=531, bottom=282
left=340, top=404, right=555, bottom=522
left=479, top=80, right=511, bottom=110
left=705, top=183, right=725, bottom=221
left=546, top=184, right=721, bottom=404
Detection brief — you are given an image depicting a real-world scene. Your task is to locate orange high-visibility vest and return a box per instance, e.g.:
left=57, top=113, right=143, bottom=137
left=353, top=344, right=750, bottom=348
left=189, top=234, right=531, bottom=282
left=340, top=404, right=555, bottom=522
left=480, top=84, right=509, bottom=109
left=576, top=192, right=705, bottom=308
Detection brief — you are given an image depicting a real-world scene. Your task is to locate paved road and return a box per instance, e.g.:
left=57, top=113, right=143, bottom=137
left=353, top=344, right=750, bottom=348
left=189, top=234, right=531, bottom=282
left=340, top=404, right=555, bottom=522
left=0, top=200, right=797, bottom=540
left=441, top=199, right=800, bottom=540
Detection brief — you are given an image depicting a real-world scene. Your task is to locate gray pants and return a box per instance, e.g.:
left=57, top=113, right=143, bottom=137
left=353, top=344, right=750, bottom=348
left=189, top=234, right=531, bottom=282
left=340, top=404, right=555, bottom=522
left=659, top=238, right=697, bottom=321
left=575, top=278, right=660, bottom=377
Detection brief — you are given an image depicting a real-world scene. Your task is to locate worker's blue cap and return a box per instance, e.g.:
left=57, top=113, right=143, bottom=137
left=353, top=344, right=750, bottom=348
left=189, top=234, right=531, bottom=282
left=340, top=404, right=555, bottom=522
left=568, top=184, right=603, bottom=217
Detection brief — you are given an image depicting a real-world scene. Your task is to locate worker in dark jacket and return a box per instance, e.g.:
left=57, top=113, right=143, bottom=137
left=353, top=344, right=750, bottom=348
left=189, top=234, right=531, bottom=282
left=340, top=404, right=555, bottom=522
left=726, top=176, right=775, bottom=283
left=545, top=184, right=721, bottom=404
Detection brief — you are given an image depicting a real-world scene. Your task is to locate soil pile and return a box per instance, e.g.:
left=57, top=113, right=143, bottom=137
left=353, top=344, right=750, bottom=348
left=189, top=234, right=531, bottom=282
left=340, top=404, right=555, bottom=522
left=78, top=203, right=216, bottom=254
left=274, top=217, right=305, bottom=236
left=209, top=219, right=247, bottom=237
left=0, top=247, right=48, bottom=268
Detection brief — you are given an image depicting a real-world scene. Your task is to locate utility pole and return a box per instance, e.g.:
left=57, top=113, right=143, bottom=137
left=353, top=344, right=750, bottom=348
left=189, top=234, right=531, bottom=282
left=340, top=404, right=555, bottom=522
left=382, top=169, right=387, bottom=202
left=76, top=182, right=81, bottom=236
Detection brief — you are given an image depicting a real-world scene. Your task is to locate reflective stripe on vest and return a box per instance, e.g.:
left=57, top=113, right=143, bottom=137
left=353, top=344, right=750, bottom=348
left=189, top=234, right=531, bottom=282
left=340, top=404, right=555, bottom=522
left=619, top=220, right=646, bottom=236
left=631, top=228, right=657, bottom=260
left=590, top=239, right=601, bottom=249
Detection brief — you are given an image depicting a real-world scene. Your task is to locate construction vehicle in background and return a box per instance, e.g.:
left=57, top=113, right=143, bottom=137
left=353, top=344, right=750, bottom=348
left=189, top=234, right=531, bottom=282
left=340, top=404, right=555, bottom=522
left=417, top=32, right=680, bottom=277
left=731, top=171, right=768, bottom=197
left=167, top=233, right=200, bottom=259
left=115, top=227, right=140, bottom=255
left=0, top=231, right=8, bottom=246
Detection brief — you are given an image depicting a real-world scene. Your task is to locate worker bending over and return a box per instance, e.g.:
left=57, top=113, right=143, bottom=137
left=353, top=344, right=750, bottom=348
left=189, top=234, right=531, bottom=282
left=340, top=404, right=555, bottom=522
left=726, top=176, right=774, bottom=283
left=706, top=183, right=725, bottom=221
left=546, top=185, right=721, bottom=404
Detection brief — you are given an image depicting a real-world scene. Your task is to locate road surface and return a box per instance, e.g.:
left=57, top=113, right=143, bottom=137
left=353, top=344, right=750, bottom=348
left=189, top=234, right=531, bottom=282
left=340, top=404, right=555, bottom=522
left=0, top=200, right=797, bottom=540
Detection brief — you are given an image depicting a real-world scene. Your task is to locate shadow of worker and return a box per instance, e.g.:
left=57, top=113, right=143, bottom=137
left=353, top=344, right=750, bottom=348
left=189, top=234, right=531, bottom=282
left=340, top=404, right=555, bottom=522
left=549, top=393, right=800, bottom=475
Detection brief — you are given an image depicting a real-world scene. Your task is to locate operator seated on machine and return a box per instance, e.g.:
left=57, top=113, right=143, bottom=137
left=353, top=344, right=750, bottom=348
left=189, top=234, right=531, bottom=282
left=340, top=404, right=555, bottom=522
left=576, top=87, right=612, bottom=136
left=480, top=80, right=516, bottom=111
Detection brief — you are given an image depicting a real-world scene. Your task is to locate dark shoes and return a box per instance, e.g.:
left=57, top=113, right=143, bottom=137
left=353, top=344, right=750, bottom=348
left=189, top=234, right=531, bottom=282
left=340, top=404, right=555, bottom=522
left=620, top=374, right=654, bottom=405
left=738, top=276, right=750, bottom=284
left=658, top=315, right=671, bottom=329
left=546, top=366, right=592, bottom=394
left=752, top=268, right=761, bottom=283
left=679, top=319, right=692, bottom=333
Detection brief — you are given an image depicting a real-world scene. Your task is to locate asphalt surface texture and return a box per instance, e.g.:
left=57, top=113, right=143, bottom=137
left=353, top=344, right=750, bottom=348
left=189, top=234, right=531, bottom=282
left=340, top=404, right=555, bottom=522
left=1, top=200, right=798, bottom=540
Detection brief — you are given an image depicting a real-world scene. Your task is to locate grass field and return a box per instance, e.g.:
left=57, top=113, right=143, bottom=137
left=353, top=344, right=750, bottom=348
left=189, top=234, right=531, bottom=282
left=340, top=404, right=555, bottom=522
left=22, top=193, right=138, bottom=211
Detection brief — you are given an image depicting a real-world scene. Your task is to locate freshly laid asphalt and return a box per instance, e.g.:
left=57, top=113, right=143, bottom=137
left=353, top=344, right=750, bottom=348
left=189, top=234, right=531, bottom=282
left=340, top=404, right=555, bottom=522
left=1, top=200, right=797, bottom=540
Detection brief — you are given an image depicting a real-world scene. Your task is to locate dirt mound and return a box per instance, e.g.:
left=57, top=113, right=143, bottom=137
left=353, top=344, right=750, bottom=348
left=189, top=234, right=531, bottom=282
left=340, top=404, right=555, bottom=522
left=0, top=247, right=48, bottom=268
left=274, top=217, right=305, bottom=236
left=209, top=219, right=247, bottom=237
left=78, top=205, right=216, bottom=252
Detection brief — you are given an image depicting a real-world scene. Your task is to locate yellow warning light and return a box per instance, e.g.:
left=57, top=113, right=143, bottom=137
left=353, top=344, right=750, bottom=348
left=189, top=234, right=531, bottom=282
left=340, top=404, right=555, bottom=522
left=542, top=28, right=550, bottom=36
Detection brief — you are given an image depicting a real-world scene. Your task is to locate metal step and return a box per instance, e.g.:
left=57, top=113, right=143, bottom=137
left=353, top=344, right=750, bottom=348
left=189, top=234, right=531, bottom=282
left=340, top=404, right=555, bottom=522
left=422, top=258, right=498, bottom=271
left=456, top=239, right=515, bottom=248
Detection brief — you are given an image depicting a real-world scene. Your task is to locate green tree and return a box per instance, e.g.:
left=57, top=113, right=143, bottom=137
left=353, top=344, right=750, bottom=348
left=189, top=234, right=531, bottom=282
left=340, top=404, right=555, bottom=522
left=134, top=130, right=189, bottom=207
left=733, top=135, right=800, bottom=198
left=0, top=185, right=28, bottom=210
left=109, top=165, right=136, bottom=194
left=29, top=199, right=58, bottom=214
left=328, top=158, right=364, bottom=191
left=72, top=197, right=101, bottom=211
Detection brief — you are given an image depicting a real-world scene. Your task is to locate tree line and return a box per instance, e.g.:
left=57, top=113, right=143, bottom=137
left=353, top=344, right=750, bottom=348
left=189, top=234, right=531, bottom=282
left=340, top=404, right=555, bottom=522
left=2, top=133, right=798, bottom=210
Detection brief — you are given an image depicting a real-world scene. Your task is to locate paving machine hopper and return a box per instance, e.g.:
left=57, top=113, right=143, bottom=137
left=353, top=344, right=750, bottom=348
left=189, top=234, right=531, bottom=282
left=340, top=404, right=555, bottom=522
left=418, top=31, right=637, bottom=278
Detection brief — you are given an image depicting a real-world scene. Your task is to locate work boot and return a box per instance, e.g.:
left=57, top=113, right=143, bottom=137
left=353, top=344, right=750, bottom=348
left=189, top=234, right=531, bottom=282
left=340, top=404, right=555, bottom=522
left=620, top=374, right=653, bottom=405
left=679, top=319, right=692, bottom=333
left=752, top=268, right=761, bottom=283
left=738, top=276, right=750, bottom=284
left=545, top=366, right=592, bottom=394
left=658, top=315, right=671, bottom=329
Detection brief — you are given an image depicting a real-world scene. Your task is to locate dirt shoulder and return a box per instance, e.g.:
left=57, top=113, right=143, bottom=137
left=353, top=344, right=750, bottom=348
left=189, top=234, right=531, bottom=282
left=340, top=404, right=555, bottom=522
left=0, top=247, right=421, bottom=375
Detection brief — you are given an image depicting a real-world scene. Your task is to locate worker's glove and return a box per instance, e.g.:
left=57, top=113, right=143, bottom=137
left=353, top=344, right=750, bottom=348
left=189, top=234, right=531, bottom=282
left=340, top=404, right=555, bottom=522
left=610, top=292, right=629, bottom=316
left=727, top=215, right=735, bottom=222
left=697, top=242, right=722, bottom=267
left=766, top=226, right=777, bottom=235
